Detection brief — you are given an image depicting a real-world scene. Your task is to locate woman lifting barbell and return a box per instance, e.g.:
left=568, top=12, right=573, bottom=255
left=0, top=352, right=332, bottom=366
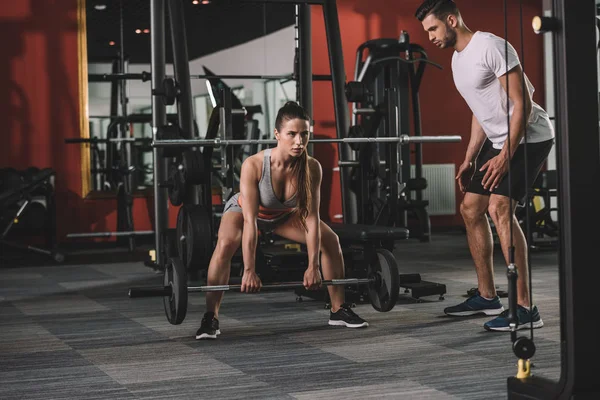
left=196, top=101, right=368, bottom=340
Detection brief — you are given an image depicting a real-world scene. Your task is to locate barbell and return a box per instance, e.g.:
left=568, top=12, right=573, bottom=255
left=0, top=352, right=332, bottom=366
left=128, top=249, right=400, bottom=325
left=88, top=72, right=333, bottom=82
left=152, top=134, right=462, bottom=148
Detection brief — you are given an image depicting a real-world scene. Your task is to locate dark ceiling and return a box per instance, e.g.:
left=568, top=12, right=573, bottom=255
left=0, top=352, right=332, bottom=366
left=86, top=0, right=296, bottom=64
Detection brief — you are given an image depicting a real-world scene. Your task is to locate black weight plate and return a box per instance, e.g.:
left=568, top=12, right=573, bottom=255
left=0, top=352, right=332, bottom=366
left=158, top=125, right=184, bottom=158
left=513, top=337, right=536, bottom=360
left=182, top=150, right=205, bottom=185
left=176, top=204, right=213, bottom=273
left=347, top=125, right=364, bottom=152
left=367, top=248, right=400, bottom=312
left=163, top=257, right=188, bottom=325
left=160, top=228, right=178, bottom=268
left=167, top=162, right=185, bottom=206
left=162, top=78, right=177, bottom=106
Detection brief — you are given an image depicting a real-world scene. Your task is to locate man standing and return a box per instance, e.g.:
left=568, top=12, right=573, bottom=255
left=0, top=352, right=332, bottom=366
left=415, top=0, right=554, bottom=331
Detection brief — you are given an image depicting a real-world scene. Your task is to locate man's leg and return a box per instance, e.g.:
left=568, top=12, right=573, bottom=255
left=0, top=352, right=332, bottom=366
left=481, top=141, right=552, bottom=331
left=487, top=195, right=530, bottom=307
left=444, top=192, right=504, bottom=317
left=460, top=193, right=496, bottom=299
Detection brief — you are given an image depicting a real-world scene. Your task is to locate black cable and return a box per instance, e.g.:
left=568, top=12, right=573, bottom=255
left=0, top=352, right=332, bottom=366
left=518, top=0, right=534, bottom=340
left=504, top=2, right=513, bottom=268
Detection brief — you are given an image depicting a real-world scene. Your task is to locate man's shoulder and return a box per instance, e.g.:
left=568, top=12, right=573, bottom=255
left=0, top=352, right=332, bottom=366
left=475, top=31, right=512, bottom=48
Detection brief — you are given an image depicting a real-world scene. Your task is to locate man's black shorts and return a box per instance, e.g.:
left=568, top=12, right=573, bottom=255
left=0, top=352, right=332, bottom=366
left=467, top=139, right=554, bottom=202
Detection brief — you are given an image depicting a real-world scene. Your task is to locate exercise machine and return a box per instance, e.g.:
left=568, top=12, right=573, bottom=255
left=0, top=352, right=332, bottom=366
left=344, top=31, right=443, bottom=242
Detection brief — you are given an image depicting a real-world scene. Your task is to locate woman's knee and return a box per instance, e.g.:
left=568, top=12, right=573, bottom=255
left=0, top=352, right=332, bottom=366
left=214, top=236, right=240, bottom=259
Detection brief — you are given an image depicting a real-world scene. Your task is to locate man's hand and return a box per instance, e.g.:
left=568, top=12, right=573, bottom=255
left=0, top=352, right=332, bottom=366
left=241, top=270, right=262, bottom=293
left=480, top=153, right=509, bottom=191
left=455, top=160, right=474, bottom=193
left=303, top=267, right=322, bottom=291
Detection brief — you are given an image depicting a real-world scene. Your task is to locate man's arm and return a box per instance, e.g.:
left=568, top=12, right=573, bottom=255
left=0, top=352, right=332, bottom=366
left=465, top=114, right=487, bottom=164
left=498, top=64, right=532, bottom=160
left=304, top=158, right=323, bottom=270
left=480, top=64, right=533, bottom=190
left=239, top=157, right=260, bottom=274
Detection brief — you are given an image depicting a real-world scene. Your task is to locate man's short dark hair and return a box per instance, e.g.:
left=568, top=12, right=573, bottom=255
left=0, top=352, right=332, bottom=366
left=415, top=0, right=460, bottom=22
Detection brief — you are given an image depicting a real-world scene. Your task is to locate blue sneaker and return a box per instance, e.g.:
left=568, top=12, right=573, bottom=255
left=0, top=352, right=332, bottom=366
left=483, top=305, right=544, bottom=332
left=444, top=294, right=505, bottom=316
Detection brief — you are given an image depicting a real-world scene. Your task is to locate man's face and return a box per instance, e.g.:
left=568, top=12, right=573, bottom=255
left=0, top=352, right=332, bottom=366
left=421, top=13, right=457, bottom=49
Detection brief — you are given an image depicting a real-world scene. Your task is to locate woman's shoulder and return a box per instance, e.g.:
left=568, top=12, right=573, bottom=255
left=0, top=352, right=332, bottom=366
left=240, top=152, right=264, bottom=176
left=243, top=150, right=266, bottom=164
left=307, top=156, right=323, bottom=175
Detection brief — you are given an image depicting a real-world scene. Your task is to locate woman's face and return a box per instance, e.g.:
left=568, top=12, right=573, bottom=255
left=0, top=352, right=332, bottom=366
left=275, top=117, right=310, bottom=157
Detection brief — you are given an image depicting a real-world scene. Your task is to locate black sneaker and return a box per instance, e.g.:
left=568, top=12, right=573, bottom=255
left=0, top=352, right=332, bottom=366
left=328, top=303, right=369, bottom=328
left=195, top=312, right=221, bottom=340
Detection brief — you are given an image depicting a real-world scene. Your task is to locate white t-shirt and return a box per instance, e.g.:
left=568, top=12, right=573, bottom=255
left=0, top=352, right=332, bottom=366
left=451, top=31, right=554, bottom=149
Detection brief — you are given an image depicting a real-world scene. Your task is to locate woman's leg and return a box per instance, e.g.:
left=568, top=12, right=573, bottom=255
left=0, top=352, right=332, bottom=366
left=272, top=217, right=345, bottom=312
left=205, top=211, right=244, bottom=317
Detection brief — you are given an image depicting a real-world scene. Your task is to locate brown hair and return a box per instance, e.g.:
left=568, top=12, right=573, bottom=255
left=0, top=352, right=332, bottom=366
left=415, top=0, right=460, bottom=22
left=275, top=101, right=312, bottom=231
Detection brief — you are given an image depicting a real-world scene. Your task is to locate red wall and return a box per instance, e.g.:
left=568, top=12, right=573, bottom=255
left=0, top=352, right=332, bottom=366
left=311, top=0, right=547, bottom=227
left=0, top=0, right=546, bottom=244
left=0, top=1, right=164, bottom=242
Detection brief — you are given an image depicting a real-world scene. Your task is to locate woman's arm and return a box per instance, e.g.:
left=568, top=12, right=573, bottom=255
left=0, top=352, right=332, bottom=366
left=304, top=158, right=323, bottom=270
left=239, top=157, right=261, bottom=291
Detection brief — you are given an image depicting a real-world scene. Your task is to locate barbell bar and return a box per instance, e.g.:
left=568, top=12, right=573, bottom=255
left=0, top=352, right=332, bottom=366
left=129, top=252, right=400, bottom=325
left=152, top=134, right=462, bottom=148
left=66, top=230, right=154, bottom=239
left=65, top=137, right=152, bottom=144
left=89, top=72, right=333, bottom=82
left=129, top=277, right=373, bottom=297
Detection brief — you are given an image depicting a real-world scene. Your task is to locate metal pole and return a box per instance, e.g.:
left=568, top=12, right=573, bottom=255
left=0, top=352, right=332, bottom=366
left=152, top=135, right=462, bottom=147
left=298, top=4, right=313, bottom=155
left=151, top=0, right=168, bottom=269
left=507, top=0, right=600, bottom=398
left=166, top=0, right=198, bottom=206
left=322, top=0, right=356, bottom=224
left=166, top=0, right=194, bottom=141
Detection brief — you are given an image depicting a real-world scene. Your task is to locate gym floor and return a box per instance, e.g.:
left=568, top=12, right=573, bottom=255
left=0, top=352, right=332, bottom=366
left=0, top=232, right=561, bottom=400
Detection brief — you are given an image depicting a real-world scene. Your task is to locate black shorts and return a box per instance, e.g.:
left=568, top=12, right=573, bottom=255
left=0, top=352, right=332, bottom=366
left=467, top=139, right=554, bottom=202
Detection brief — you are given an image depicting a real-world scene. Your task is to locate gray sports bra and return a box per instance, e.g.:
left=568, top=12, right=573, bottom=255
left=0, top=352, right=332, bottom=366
left=257, top=148, right=297, bottom=210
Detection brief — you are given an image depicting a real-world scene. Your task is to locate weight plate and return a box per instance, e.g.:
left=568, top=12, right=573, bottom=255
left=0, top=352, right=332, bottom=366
left=158, top=125, right=184, bottom=158
left=160, top=228, right=178, bottom=268
left=167, top=162, right=185, bottom=206
left=176, top=204, right=214, bottom=274
left=367, top=248, right=400, bottom=312
left=347, top=125, right=364, bottom=152
left=513, top=337, right=536, bottom=360
left=182, top=150, right=205, bottom=185
left=163, top=257, right=188, bottom=325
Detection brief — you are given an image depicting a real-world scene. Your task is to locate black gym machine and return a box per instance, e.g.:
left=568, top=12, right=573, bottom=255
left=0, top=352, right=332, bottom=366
left=343, top=31, right=443, bottom=243
left=0, top=167, right=64, bottom=264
